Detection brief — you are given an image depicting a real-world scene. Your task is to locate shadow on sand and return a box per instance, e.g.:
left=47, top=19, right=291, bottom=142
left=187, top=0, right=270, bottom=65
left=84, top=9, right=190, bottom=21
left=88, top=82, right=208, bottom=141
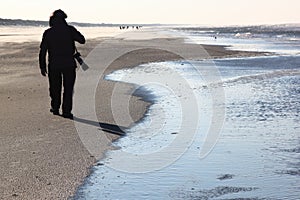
left=73, top=117, right=127, bottom=136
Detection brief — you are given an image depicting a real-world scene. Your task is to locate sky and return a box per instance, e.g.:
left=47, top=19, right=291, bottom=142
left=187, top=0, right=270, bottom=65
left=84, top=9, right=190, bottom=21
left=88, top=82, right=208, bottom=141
left=1, top=0, right=299, bottom=25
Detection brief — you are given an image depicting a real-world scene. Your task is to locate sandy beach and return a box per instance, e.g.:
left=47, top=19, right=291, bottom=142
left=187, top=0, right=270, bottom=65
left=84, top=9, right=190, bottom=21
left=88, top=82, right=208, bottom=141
left=0, top=33, right=265, bottom=199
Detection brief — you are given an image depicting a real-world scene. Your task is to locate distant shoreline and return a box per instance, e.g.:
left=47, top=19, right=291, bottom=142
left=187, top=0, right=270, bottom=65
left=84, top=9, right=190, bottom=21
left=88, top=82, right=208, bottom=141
left=1, top=18, right=299, bottom=28
left=0, top=18, right=161, bottom=27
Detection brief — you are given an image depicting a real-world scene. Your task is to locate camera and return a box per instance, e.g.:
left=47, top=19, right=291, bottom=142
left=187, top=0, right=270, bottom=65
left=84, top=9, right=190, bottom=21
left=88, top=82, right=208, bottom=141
left=74, top=52, right=83, bottom=65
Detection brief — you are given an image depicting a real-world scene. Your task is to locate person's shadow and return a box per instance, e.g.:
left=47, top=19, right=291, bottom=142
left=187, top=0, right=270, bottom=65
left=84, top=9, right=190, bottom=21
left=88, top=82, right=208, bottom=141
left=73, top=117, right=127, bottom=136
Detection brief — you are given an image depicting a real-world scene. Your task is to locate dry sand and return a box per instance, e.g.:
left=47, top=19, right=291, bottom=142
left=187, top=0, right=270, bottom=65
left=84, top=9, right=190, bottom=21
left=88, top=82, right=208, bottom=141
left=0, top=36, right=265, bottom=199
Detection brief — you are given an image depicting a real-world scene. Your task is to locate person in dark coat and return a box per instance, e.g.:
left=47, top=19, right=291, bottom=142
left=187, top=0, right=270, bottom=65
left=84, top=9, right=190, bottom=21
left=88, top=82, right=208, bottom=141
left=39, top=9, right=85, bottom=119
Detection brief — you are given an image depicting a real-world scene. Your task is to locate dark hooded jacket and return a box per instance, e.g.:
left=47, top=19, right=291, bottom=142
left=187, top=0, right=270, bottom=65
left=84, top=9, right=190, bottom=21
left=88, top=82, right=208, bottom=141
left=39, top=17, right=85, bottom=70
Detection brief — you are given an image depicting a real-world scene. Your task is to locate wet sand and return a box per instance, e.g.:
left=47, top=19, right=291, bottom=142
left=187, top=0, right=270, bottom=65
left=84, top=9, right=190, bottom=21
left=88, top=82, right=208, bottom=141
left=0, top=36, right=264, bottom=199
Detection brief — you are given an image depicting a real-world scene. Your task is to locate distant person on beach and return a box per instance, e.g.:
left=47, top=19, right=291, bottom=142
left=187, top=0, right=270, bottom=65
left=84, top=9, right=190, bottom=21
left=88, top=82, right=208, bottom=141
left=39, top=9, right=85, bottom=119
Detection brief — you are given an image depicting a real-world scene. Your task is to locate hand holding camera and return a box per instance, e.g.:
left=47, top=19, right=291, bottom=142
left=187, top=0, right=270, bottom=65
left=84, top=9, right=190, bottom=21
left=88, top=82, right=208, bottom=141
left=74, top=51, right=84, bottom=65
left=74, top=47, right=89, bottom=71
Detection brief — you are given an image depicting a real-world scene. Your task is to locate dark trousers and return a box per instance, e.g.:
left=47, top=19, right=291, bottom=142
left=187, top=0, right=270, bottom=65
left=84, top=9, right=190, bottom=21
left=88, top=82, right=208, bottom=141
left=48, top=67, right=76, bottom=114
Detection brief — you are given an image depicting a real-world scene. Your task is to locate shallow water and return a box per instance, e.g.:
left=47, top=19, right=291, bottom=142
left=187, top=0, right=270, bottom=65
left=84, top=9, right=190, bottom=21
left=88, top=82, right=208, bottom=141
left=74, top=55, right=300, bottom=199
left=173, top=25, right=300, bottom=55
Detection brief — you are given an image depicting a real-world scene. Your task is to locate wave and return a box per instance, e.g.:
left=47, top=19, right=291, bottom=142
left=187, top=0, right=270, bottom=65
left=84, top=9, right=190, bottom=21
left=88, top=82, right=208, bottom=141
left=174, top=24, right=300, bottom=38
left=195, top=69, right=300, bottom=90
left=220, top=69, right=300, bottom=87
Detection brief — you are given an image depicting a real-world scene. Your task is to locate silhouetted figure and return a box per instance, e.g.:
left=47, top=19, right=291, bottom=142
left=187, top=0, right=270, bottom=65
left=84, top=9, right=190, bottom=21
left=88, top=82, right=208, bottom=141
left=39, top=9, right=85, bottom=119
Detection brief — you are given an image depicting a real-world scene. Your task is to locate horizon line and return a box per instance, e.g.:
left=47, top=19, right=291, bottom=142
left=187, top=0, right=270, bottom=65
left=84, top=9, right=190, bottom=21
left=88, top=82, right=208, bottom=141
left=0, top=17, right=300, bottom=27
